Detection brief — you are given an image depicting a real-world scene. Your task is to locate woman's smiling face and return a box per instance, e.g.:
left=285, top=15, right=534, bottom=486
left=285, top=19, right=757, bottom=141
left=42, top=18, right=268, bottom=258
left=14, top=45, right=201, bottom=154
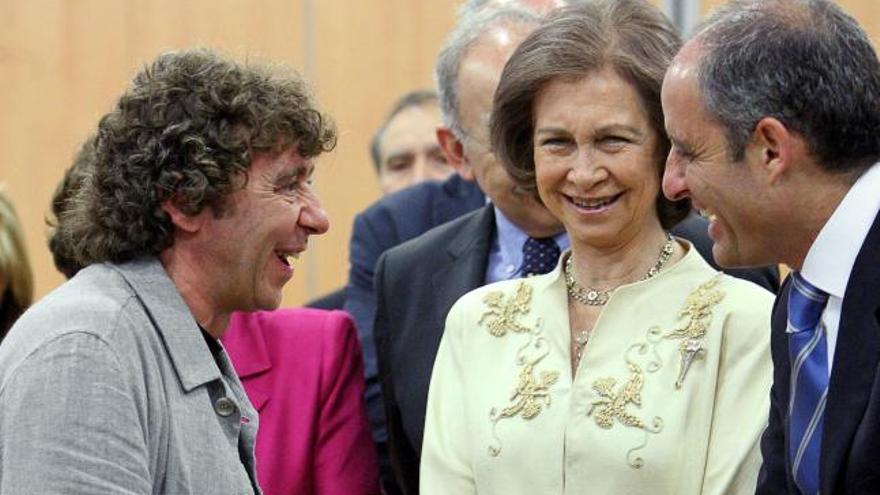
left=533, top=67, right=663, bottom=249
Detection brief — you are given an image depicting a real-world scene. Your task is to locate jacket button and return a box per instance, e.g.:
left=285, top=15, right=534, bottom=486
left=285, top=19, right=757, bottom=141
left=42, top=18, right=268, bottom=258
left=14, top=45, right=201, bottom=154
left=215, top=397, right=237, bottom=417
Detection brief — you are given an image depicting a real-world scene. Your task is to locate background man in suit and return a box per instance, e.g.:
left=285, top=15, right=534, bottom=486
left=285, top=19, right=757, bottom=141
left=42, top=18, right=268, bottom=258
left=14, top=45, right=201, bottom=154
left=662, top=1, right=880, bottom=493
left=374, top=10, right=562, bottom=493
left=0, top=49, right=335, bottom=494
left=371, top=90, right=451, bottom=196
left=346, top=8, right=543, bottom=492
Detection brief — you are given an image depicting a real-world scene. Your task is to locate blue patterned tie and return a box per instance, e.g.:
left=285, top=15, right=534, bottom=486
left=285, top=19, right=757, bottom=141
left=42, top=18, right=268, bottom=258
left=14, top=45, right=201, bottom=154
left=787, top=272, right=830, bottom=495
left=520, top=237, right=560, bottom=276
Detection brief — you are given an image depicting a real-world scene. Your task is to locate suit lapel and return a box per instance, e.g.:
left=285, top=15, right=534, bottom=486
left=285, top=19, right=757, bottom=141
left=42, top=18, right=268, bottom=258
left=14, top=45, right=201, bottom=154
left=821, top=213, right=880, bottom=492
left=431, top=175, right=485, bottom=227
left=405, top=206, right=495, bottom=449
left=430, top=206, right=495, bottom=328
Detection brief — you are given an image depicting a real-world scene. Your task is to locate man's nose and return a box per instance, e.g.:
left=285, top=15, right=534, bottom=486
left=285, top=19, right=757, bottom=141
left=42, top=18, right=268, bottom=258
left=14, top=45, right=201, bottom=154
left=662, top=153, right=690, bottom=201
left=300, top=197, right=330, bottom=235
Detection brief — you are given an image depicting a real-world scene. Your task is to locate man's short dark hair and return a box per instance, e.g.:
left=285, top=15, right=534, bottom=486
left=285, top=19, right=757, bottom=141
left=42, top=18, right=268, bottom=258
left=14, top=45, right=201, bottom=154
left=695, top=0, right=880, bottom=172
left=60, top=49, right=336, bottom=266
left=370, top=90, right=438, bottom=172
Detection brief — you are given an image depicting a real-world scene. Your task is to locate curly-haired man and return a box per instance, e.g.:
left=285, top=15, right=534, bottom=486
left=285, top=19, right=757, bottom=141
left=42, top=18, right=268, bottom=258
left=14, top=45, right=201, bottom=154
left=0, top=49, right=335, bottom=494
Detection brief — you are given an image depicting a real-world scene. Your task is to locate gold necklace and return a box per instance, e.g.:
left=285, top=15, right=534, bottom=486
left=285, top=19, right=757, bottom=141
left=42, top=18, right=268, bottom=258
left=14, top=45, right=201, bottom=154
left=567, top=233, right=675, bottom=370
left=564, top=233, right=674, bottom=307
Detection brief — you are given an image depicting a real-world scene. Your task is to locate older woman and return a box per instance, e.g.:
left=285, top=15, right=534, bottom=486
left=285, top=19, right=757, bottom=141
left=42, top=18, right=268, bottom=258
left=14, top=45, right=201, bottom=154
left=420, top=2, right=773, bottom=494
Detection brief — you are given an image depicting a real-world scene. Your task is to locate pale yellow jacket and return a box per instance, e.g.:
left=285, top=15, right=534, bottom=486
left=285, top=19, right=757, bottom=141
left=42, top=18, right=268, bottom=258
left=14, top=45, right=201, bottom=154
left=421, top=243, right=773, bottom=495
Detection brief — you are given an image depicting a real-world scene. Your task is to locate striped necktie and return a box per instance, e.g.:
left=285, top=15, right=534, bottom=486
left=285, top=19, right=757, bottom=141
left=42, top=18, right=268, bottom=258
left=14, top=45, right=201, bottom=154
left=787, top=272, right=830, bottom=495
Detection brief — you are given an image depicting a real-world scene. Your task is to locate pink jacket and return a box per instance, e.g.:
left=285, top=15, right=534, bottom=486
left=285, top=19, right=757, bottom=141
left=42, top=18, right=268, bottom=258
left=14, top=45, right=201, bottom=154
left=222, top=308, right=380, bottom=495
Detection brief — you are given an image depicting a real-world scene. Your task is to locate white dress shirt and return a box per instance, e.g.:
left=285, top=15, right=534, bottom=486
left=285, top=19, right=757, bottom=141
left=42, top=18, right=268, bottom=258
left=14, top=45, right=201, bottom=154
left=801, top=162, right=880, bottom=374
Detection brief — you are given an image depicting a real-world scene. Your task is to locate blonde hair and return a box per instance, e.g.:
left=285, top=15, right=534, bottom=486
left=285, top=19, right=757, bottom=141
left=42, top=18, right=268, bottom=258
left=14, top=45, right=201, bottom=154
left=0, top=188, right=33, bottom=339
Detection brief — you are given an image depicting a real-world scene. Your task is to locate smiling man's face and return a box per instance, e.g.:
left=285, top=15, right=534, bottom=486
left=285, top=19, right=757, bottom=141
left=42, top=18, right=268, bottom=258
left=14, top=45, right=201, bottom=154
left=198, top=147, right=330, bottom=312
left=661, top=44, right=777, bottom=268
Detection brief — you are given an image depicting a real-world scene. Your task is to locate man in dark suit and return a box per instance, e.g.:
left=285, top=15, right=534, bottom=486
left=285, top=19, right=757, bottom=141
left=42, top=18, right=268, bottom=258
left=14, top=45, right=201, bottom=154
left=345, top=174, right=484, bottom=456
left=661, top=1, right=880, bottom=493
left=351, top=7, right=552, bottom=492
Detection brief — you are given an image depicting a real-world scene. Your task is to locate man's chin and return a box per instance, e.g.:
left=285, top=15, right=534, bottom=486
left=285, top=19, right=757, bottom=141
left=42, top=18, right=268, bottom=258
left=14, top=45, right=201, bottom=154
left=711, top=242, right=767, bottom=269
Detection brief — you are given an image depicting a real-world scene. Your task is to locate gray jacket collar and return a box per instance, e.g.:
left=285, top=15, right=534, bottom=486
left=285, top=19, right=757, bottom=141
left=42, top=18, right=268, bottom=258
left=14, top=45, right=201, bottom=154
left=110, top=258, right=222, bottom=392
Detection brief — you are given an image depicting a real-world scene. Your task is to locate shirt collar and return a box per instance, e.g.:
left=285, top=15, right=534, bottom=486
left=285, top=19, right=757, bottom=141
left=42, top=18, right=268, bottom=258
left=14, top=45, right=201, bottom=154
left=492, top=205, right=569, bottom=277
left=801, top=162, right=880, bottom=298
left=112, top=257, right=223, bottom=392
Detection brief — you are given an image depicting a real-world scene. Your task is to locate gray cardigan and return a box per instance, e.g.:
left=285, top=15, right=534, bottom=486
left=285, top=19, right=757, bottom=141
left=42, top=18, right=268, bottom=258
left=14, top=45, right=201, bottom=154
left=0, top=259, right=261, bottom=494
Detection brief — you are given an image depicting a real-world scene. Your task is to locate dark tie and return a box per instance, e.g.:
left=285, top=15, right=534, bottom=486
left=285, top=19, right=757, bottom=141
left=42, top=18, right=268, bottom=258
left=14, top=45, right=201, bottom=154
left=787, top=272, right=830, bottom=495
left=520, top=237, right=560, bottom=277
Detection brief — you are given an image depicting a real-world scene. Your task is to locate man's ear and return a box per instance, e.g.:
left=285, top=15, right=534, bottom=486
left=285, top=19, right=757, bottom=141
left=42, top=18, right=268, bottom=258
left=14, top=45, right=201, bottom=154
left=161, top=196, right=207, bottom=234
left=750, top=117, right=796, bottom=184
left=437, top=126, right=474, bottom=180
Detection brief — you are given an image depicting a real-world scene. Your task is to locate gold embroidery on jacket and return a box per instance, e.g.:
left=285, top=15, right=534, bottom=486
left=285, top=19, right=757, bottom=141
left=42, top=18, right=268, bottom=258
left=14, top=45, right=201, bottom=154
left=480, top=282, right=560, bottom=457
left=664, top=276, right=724, bottom=388
left=586, top=275, right=724, bottom=468
left=479, top=283, right=532, bottom=337
left=588, top=353, right=663, bottom=468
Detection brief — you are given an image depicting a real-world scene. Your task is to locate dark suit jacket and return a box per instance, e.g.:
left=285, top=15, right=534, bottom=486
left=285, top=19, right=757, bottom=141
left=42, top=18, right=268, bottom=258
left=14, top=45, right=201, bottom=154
left=374, top=205, right=494, bottom=495
left=373, top=206, right=779, bottom=494
left=344, top=175, right=484, bottom=440
left=757, top=213, right=880, bottom=494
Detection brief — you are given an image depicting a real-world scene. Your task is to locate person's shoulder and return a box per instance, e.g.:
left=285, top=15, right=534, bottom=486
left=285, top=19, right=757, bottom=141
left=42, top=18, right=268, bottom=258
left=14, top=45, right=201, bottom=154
left=383, top=207, right=489, bottom=267
left=0, top=264, right=142, bottom=389
left=360, top=180, right=447, bottom=221
left=448, top=276, right=538, bottom=317
left=242, top=308, right=356, bottom=345
left=715, top=272, right=776, bottom=307
left=6, top=264, right=138, bottom=344
left=667, top=246, right=774, bottom=318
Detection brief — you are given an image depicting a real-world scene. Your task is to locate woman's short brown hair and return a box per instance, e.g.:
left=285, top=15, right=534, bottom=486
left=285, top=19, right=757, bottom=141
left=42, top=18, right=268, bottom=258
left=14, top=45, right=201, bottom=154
left=490, top=0, right=690, bottom=229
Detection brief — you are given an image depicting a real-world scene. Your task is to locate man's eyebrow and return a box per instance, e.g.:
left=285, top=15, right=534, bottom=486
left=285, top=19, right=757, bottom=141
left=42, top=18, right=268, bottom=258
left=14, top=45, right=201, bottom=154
left=276, top=163, right=314, bottom=182
left=384, top=151, right=415, bottom=163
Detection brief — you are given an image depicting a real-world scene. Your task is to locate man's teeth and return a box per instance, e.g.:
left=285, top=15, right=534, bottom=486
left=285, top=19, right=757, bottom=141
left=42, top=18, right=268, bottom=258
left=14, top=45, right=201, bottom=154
left=572, top=196, right=615, bottom=208
left=699, top=210, right=719, bottom=222
left=275, top=251, right=300, bottom=264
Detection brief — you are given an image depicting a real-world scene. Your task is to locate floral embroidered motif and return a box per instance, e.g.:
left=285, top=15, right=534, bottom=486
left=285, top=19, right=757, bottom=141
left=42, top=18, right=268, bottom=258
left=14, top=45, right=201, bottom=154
left=479, top=283, right=532, bottom=337
left=589, top=362, right=648, bottom=429
left=494, top=357, right=560, bottom=421
left=664, top=276, right=724, bottom=388
left=488, top=351, right=559, bottom=456
left=481, top=282, right=560, bottom=457
left=587, top=356, right=663, bottom=468
left=586, top=275, right=724, bottom=468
